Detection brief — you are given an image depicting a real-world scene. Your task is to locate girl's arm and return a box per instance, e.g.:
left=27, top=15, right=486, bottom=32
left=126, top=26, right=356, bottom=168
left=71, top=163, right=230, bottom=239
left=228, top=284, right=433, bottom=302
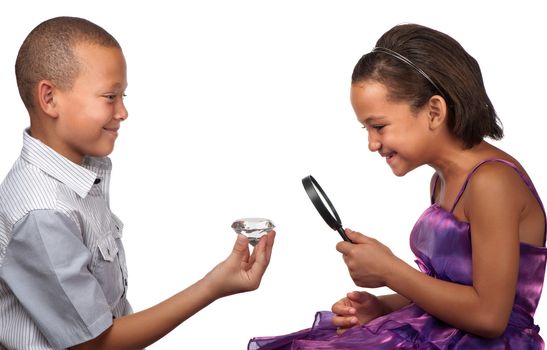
left=377, top=293, right=411, bottom=312
left=333, top=173, right=433, bottom=331
left=71, top=231, right=275, bottom=350
left=339, top=164, right=533, bottom=338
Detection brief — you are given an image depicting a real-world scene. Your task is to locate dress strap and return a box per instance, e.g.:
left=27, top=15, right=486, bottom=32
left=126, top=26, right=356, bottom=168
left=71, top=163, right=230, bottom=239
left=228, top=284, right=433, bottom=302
left=452, top=159, right=517, bottom=212
left=430, top=173, right=440, bottom=205
left=450, top=158, right=547, bottom=245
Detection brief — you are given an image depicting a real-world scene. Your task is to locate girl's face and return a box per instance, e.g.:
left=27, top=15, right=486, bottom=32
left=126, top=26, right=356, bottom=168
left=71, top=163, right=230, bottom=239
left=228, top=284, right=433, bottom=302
left=351, top=80, right=434, bottom=176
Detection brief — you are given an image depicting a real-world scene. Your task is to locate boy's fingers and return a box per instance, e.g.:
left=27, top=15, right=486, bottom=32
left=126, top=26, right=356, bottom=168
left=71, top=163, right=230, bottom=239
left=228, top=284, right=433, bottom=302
left=234, top=234, right=249, bottom=251
left=230, top=234, right=250, bottom=262
left=248, top=233, right=273, bottom=273
left=263, top=230, right=275, bottom=264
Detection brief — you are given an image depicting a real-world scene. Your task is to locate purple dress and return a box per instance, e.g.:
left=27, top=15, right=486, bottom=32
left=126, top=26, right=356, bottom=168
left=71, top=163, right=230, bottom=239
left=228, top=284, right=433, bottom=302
left=249, top=159, right=547, bottom=349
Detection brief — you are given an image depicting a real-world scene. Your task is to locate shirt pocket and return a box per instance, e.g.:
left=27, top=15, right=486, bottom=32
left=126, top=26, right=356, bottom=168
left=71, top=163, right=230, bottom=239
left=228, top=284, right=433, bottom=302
left=98, top=234, right=119, bottom=261
left=91, top=234, right=125, bottom=308
left=111, top=214, right=129, bottom=282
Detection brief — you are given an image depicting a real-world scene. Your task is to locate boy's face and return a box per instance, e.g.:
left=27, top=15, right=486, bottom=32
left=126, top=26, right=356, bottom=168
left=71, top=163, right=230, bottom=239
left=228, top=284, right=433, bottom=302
left=52, top=42, right=128, bottom=164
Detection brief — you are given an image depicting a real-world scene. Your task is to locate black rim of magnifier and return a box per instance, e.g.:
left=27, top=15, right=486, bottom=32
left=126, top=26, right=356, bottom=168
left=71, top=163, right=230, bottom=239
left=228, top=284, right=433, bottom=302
left=302, top=175, right=352, bottom=242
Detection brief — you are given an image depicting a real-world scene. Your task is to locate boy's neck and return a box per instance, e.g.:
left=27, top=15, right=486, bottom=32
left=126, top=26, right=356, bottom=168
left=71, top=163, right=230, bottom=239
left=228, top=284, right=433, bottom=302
left=29, top=122, right=85, bottom=165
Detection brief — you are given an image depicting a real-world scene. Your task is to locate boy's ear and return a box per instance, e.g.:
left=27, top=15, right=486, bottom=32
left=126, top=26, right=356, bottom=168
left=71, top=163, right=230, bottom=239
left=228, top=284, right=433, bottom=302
left=427, top=95, right=447, bottom=130
left=36, top=80, right=59, bottom=118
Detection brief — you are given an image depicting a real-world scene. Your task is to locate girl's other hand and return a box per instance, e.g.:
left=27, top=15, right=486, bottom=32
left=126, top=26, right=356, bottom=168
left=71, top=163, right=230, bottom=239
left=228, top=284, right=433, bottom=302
left=331, top=291, right=387, bottom=334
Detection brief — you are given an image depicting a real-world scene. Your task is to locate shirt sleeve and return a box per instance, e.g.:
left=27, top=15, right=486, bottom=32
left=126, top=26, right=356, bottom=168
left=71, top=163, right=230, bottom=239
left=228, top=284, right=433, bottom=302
left=0, top=209, right=113, bottom=349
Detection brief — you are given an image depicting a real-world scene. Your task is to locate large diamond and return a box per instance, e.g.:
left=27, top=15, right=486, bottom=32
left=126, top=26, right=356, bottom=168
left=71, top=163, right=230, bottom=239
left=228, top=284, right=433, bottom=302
left=231, top=218, right=275, bottom=246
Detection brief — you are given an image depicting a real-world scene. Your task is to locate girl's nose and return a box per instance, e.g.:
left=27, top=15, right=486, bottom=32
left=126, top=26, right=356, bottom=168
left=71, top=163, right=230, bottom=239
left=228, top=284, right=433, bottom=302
left=368, top=133, right=381, bottom=152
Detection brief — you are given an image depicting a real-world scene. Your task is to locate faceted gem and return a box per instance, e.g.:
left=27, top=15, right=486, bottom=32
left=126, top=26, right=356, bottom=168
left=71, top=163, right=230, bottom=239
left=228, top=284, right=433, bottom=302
left=231, top=218, right=275, bottom=246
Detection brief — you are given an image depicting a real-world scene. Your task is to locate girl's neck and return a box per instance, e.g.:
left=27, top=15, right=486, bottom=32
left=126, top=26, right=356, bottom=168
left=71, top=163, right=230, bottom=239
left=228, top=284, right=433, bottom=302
left=429, top=141, right=496, bottom=183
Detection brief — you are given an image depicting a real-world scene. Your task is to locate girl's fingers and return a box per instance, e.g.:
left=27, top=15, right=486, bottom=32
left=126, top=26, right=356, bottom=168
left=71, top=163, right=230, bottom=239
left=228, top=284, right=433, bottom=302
left=348, top=290, right=371, bottom=303
left=331, top=315, right=359, bottom=328
left=331, top=303, right=355, bottom=316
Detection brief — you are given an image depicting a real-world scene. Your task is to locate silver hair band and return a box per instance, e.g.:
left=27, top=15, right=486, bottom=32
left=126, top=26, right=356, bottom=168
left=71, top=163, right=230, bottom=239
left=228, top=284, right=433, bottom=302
left=372, top=47, right=446, bottom=99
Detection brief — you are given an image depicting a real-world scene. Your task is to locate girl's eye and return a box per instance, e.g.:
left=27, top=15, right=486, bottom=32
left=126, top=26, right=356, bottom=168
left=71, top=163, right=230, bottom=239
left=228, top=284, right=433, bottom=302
left=362, top=124, right=385, bottom=131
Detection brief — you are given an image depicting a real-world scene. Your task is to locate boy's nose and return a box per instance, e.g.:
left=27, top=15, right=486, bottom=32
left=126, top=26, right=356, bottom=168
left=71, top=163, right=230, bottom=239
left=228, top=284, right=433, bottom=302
left=116, top=102, right=129, bottom=121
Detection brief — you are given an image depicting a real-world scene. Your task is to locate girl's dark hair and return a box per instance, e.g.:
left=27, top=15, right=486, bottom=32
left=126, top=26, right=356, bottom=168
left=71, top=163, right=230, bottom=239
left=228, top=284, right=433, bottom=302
left=352, top=24, right=503, bottom=148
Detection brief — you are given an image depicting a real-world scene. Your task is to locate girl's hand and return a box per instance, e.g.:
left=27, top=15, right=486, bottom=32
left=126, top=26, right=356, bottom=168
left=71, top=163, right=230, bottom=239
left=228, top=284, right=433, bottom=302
left=331, top=291, right=388, bottom=334
left=205, top=231, right=275, bottom=298
left=336, top=229, right=399, bottom=288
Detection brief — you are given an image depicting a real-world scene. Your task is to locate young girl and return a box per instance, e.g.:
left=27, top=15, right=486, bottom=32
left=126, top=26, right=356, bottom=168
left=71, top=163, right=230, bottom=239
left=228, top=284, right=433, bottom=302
left=248, top=23, right=547, bottom=349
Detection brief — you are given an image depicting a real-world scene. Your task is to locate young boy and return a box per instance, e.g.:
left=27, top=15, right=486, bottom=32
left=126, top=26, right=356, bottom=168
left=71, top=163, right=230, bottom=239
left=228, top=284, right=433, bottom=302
left=0, top=16, right=275, bottom=349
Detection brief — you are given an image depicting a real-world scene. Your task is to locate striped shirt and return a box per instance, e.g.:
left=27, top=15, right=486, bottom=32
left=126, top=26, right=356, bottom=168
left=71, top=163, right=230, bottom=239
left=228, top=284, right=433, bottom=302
left=0, top=130, right=131, bottom=349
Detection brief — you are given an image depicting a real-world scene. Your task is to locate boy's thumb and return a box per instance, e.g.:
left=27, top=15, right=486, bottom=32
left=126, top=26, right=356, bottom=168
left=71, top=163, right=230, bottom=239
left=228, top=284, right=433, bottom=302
left=232, top=234, right=248, bottom=254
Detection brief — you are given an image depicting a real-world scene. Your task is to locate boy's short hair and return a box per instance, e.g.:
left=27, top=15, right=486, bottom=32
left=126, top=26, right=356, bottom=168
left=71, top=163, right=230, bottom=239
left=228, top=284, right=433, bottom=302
left=352, top=24, right=503, bottom=148
left=15, top=16, right=121, bottom=111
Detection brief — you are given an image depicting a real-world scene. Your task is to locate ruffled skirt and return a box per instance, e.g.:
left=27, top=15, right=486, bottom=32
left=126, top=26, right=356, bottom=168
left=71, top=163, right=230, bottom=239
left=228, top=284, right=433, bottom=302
left=248, top=304, right=544, bottom=350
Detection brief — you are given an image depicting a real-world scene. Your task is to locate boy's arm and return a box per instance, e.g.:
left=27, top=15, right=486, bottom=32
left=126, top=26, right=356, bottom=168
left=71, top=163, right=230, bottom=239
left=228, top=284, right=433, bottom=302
left=71, top=232, right=275, bottom=350
left=1, top=210, right=115, bottom=349
left=71, top=277, right=217, bottom=349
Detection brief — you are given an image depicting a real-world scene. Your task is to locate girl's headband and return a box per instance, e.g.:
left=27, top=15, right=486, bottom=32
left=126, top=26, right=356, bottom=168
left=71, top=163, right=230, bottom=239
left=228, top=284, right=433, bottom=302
left=372, top=47, right=446, bottom=99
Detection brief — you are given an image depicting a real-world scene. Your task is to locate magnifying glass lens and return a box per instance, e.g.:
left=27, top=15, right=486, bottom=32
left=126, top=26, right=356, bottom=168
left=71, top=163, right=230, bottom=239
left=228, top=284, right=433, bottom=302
left=302, top=175, right=353, bottom=243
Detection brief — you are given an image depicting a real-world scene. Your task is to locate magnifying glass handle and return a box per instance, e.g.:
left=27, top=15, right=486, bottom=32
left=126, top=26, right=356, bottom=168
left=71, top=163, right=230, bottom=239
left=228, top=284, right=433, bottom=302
left=337, top=227, right=353, bottom=243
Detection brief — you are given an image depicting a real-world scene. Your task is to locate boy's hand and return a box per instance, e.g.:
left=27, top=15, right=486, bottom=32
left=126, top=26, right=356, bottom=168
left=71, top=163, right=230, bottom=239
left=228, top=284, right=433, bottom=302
left=205, top=231, right=275, bottom=298
left=331, top=291, right=388, bottom=334
left=70, top=231, right=275, bottom=350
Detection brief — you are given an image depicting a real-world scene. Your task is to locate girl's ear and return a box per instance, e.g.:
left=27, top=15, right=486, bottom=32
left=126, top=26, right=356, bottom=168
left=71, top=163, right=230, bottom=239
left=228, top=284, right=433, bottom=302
left=427, top=95, right=447, bottom=130
left=36, top=80, right=59, bottom=118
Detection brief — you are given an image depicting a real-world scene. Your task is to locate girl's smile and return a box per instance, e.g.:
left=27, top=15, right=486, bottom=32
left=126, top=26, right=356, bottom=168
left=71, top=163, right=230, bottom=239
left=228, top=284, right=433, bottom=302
left=350, top=81, right=434, bottom=176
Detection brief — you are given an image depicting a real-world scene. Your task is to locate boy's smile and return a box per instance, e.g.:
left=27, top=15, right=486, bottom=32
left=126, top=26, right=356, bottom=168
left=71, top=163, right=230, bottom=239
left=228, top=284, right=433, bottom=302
left=46, top=42, right=128, bottom=164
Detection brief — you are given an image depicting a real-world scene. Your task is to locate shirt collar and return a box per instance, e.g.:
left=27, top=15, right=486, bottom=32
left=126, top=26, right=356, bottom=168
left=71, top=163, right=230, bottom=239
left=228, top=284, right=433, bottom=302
left=20, top=129, right=112, bottom=198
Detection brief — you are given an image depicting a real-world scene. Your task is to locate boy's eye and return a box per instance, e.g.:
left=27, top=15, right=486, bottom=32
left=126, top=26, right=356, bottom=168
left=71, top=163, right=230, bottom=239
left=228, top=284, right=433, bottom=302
left=103, top=93, right=126, bottom=102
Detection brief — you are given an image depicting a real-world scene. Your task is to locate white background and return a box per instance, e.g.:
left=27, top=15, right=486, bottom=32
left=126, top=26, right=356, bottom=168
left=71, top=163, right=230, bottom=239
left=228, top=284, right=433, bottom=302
left=1, top=1, right=545, bottom=348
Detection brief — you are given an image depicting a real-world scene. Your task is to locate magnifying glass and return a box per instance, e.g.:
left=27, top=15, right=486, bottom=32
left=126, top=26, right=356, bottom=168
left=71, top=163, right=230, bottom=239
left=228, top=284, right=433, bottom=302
left=302, top=175, right=353, bottom=243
